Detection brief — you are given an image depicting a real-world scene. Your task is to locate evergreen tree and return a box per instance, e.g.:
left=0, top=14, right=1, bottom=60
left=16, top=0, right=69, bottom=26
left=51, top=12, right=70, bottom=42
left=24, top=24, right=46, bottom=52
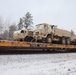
left=18, top=18, right=23, bottom=30
left=23, top=12, right=33, bottom=29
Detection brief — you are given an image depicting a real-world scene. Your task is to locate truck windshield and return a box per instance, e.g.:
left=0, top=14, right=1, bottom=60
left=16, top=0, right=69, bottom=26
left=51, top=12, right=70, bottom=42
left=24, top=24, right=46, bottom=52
left=35, top=24, right=44, bottom=30
left=27, top=26, right=33, bottom=30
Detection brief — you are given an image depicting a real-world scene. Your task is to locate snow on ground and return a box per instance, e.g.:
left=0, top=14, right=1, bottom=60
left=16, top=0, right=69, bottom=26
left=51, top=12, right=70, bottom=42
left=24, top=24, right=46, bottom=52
left=0, top=53, right=76, bottom=75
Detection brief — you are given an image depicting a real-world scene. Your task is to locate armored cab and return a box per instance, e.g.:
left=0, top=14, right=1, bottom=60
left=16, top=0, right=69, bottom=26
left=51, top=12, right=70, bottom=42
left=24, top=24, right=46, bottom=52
left=13, top=29, right=33, bottom=42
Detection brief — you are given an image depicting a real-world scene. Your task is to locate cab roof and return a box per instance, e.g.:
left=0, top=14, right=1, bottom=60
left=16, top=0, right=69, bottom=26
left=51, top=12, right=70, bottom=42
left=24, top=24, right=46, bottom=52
left=36, top=23, right=52, bottom=26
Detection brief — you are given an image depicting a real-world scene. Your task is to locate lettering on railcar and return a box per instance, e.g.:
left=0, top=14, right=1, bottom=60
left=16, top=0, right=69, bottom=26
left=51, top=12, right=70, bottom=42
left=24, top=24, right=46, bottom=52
left=30, top=44, right=46, bottom=47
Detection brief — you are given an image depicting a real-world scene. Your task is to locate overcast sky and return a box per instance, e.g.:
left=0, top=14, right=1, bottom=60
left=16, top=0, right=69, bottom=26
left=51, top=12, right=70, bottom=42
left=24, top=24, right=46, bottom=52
left=0, top=0, right=76, bottom=32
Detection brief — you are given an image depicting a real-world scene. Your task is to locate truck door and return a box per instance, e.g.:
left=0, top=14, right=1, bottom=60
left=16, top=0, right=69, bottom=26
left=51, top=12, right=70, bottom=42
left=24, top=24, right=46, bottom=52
left=20, top=30, right=25, bottom=37
left=51, top=25, right=55, bottom=33
left=44, top=25, right=48, bottom=31
left=44, top=25, right=48, bottom=36
left=51, top=25, right=57, bottom=35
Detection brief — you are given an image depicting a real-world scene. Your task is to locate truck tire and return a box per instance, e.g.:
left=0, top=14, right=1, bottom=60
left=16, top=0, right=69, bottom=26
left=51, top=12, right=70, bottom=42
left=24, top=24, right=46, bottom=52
left=61, top=38, right=66, bottom=45
left=31, top=38, right=36, bottom=42
left=46, top=36, right=52, bottom=43
left=42, top=38, right=45, bottom=43
left=24, top=36, right=33, bottom=42
left=66, top=38, right=70, bottom=45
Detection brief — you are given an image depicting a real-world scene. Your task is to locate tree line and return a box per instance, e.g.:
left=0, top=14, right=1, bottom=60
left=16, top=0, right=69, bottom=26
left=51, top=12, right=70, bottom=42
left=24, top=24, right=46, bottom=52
left=0, top=12, right=75, bottom=40
left=0, top=12, right=33, bottom=40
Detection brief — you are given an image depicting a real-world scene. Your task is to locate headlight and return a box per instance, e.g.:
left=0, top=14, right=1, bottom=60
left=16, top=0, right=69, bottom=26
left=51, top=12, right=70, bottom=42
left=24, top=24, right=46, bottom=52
left=36, top=32, right=39, bottom=35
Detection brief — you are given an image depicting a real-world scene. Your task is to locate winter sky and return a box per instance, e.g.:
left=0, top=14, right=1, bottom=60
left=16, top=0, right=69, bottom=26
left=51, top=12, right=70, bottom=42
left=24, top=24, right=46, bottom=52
left=0, top=0, right=76, bottom=33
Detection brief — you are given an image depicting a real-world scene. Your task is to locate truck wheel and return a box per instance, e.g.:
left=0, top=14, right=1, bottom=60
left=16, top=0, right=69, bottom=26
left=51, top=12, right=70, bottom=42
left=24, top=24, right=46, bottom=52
left=46, top=36, right=52, bottom=43
left=24, top=36, right=33, bottom=42
left=66, top=38, right=70, bottom=45
left=20, top=39, right=23, bottom=41
left=62, top=38, right=66, bottom=45
left=31, top=38, right=36, bottom=42
left=42, top=38, right=45, bottom=43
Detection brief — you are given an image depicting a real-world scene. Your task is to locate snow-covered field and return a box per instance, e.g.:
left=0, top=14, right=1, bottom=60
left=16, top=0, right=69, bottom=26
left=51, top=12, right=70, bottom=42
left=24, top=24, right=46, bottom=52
left=0, top=53, right=76, bottom=75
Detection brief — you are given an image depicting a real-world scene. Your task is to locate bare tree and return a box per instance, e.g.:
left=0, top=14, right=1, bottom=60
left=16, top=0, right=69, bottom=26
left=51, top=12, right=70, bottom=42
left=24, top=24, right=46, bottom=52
left=5, top=19, right=11, bottom=30
left=9, top=23, right=17, bottom=40
left=1, top=19, right=13, bottom=40
left=0, top=16, right=3, bottom=34
left=2, top=30, right=9, bottom=40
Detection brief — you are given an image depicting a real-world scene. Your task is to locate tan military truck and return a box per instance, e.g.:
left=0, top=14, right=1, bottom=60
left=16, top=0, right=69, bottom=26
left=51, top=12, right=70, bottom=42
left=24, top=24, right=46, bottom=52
left=33, top=23, right=72, bottom=44
left=13, top=29, right=33, bottom=42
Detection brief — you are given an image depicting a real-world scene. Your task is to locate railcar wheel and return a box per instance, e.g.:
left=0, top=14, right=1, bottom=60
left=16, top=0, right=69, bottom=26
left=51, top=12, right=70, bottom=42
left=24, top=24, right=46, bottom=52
left=24, top=36, right=33, bottom=42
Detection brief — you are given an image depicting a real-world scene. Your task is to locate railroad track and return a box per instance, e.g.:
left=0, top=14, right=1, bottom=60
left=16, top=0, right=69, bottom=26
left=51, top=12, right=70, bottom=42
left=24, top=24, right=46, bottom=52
left=0, top=49, right=76, bottom=55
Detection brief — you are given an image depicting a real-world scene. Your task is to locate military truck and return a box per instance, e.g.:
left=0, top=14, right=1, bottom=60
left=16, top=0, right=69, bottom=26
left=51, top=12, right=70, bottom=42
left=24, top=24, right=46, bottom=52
left=33, top=23, right=72, bottom=45
left=13, top=28, right=33, bottom=42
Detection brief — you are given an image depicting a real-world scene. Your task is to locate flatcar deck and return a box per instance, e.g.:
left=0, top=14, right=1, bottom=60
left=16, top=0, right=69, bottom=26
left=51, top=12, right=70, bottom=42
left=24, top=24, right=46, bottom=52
left=0, top=40, right=76, bottom=50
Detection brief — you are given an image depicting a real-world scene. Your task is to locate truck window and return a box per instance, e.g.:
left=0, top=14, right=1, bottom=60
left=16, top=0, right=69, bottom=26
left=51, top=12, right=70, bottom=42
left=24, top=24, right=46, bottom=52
left=51, top=26, right=53, bottom=29
left=21, top=30, right=24, bottom=33
left=51, top=25, right=54, bottom=29
left=36, top=24, right=44, bottom=29
left=44, top=25, right=48, bottom=30
left=51, top=25, right=57, bottom=29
